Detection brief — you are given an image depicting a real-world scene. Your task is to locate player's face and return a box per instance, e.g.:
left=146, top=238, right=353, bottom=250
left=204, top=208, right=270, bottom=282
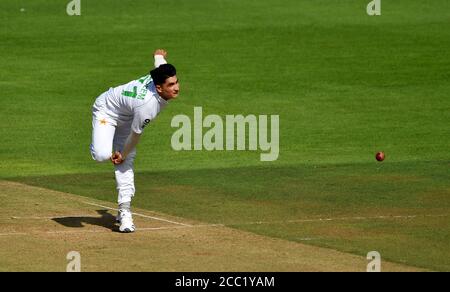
left=157, top=76, right=179, bottom=100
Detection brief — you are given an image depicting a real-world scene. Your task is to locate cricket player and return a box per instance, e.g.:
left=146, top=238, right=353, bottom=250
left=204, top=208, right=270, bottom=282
left=90, top=49, right=179, bottom=233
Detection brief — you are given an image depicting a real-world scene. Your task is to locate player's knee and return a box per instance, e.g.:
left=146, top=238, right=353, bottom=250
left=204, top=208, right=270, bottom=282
left=90, top=145, right=111, bottom=162
left=92, top=151, right=111, bottom=162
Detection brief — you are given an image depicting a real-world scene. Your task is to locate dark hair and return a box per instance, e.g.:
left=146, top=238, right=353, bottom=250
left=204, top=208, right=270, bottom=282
left=150, top=64, right=177, bottom=86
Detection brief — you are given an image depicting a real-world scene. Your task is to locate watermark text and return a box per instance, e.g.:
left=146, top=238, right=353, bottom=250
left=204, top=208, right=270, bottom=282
left=66, top=251, right=81, bottom=272
left=171, top=107, right=279, bottom=162
left=67, top=0, right=81, bottom=16
left=367, top=0, right=381, bottom=16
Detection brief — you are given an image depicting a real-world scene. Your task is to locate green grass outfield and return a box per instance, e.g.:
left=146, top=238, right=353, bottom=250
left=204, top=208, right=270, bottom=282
left=1, top=0, right=449, bottom=271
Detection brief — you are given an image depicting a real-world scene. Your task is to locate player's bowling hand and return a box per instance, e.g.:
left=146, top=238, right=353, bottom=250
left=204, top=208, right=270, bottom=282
left=154, top=49, right=167, bottom=57
left=111, top=151, right=124, bottom=165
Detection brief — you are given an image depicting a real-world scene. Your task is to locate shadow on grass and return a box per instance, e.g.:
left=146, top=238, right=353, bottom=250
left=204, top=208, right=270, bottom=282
left=53, top=210, right=119, bottom=232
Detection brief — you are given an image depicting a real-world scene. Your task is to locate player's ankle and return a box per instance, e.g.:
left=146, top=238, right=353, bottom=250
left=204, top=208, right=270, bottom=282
left=119, top=201, right=131, bottom=212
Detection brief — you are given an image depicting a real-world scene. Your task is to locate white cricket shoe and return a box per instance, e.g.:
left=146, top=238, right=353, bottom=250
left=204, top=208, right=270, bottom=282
left=118, top=209, right=135, bottom=233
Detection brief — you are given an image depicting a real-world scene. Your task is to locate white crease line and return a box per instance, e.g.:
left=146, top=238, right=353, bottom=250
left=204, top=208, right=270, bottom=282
left=139, top=224, right=224, bottom=231
left=82, top=201, right=192, bottom=227
left=3, top=213, right=447, bottom=226
left=227, top=214, right=449, bottom=226
left=1, top=213, right=447, bottom=237
left=0, top=213, right=449, bottom=241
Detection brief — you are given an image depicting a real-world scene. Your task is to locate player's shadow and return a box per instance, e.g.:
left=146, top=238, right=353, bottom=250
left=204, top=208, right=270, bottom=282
left=52, top=210, right=119, bottom=232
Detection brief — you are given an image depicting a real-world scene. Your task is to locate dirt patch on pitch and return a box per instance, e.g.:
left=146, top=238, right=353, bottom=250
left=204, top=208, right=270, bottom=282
left=0, top=180, right=426, bottom=271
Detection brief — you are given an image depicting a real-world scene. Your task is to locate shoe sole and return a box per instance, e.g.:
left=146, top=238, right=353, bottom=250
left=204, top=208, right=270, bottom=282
left=120, top=228, right=135, bottom=233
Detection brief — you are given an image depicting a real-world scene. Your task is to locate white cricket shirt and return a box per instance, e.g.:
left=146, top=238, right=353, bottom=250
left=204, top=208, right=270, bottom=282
left=93, top=75, right=169, bottom=134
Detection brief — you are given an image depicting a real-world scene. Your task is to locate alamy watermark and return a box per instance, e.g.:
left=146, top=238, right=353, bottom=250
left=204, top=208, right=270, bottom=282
left=171, top=107, right=279, bottom=162
left=67, top=0, right=81, bottom=16
left=367, top=0, right=381, bottom=16
left=66, top=251, right=81, bottom=272
left=367, top=251, right=381, bottom=272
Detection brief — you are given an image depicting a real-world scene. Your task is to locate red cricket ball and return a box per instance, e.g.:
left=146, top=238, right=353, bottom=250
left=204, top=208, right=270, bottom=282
left=376, top=152, right=385, bottom=162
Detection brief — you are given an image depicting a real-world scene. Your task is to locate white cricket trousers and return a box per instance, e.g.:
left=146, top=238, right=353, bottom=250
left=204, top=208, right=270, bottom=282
left=90, top=115, right=137, bottom=205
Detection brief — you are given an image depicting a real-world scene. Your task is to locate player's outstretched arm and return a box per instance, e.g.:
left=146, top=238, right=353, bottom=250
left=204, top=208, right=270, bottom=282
left=154, top=49, right=168, bottom=68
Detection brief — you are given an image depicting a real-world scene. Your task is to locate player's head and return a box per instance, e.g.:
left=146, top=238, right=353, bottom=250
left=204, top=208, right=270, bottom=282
left=150, top=64, right=179, bottom=100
